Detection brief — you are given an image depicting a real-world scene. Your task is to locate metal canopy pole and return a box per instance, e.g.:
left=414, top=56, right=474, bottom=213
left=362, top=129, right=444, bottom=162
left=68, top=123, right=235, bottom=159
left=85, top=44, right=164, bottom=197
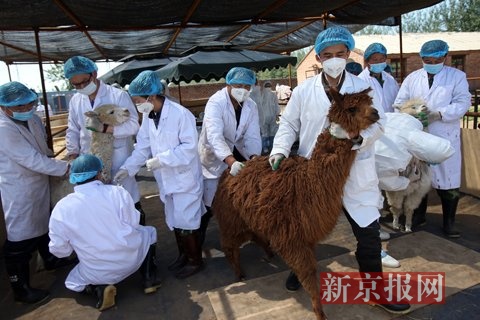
left=34, top=28, right=53, bottom=150
left=398, top=16, right=405, bottom=82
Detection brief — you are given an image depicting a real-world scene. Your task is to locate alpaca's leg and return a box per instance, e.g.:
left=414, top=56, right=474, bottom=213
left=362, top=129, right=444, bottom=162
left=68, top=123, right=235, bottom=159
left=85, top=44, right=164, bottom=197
left=222, top=245, right=245, bottom=281
left=386, top=192, right=404, bottom=230
left=251, top=234, right=274, bottom=261
left=277, top=245, right=326, bottom=320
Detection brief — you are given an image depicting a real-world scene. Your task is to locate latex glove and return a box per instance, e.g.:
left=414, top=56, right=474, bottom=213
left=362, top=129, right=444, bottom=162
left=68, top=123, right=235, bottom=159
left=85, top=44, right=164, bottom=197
left=85, top=116, right=104, bottom=132
left=269, top=154, right=285, bottom=171
left=329, top=122, right=350, bottom=139
left=413, top=112, right=429, bottom=127
left=427, top=111, right=442, bottom=123
left=113, top=169, right=129, bottom=184
left=146, top=157, right=161, bottom=171
left=229, top=161, right=245, bottom=176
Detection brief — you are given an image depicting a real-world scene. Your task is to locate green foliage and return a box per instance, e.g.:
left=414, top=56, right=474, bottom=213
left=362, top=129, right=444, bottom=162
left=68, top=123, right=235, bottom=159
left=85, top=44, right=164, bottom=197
left=355, top=0, right=480, bottom=34
left=45, top=64, right=72, bottom=90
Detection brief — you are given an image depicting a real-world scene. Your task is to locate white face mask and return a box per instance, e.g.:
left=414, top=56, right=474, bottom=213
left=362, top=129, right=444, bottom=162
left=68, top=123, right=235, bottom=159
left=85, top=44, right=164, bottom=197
left=322, top=57, right=347, bottom=78
left=76, top=80, right=97, bottom=95
left=231, top=87, right=250, bottom=103
left=136, top=101, right=154, bottom=114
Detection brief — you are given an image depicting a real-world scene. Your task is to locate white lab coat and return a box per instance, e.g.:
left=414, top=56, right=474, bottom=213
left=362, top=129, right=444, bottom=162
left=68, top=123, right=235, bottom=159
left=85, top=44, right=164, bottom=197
left=394, top=66, right=471, bottom=189
left=66, top=81, right=141, bottom=202
left=49, top=181, right=156, bottom=292
left=121, top=98, right=205, bottom=230
left=198, top=87, right=262, bottom=206
left=0, top=111, right=68, bottom=241
left=358, top=68, right=399, bottom=113
left=271, top=72, right=386, bottom=227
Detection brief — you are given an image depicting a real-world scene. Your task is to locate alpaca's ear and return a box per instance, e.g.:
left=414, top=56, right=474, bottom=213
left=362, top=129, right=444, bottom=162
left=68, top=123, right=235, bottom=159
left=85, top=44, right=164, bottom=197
left=359, top=88, right=372, bottom=96
left=84, top=111, right=97, bottom=118
left=329, top=87, right=342, bottom=106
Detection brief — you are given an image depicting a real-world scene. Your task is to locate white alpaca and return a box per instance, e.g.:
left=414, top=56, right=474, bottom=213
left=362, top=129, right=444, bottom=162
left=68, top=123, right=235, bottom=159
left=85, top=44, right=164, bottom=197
left=50, top=104, right=130, bottom=206
left=84, top=104, right=130, bottom=183
left=385, top=99, right=434, bottom=232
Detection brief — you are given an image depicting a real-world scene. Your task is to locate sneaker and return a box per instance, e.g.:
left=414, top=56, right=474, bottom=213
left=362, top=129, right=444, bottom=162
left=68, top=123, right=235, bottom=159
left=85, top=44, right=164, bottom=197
left=285, top=271, right=302, bottom=292
left=375, top=302, right=411, bottom=314
left=86, top=285, right=116, bottom=311
left=381, top=250, right=400, bottom=268
left=379, top=230, right=390, bottom=241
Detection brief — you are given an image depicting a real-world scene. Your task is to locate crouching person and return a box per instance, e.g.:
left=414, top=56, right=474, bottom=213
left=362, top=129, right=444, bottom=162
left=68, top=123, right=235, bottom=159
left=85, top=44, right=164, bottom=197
left=48, top=154, right=160, bottom=311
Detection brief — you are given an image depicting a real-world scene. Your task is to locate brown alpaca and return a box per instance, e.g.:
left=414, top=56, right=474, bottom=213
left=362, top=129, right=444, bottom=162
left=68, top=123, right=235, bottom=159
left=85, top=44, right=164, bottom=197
left=213, top=88, right=380, bottom=320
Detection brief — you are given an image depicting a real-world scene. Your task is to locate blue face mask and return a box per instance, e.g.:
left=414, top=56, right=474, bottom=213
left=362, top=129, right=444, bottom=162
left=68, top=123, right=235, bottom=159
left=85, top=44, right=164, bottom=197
left=11, top=108, right=35, bottom=121
left=423, top=62, right=444, bottom=75
left=369, top=62, right=387, bottom=74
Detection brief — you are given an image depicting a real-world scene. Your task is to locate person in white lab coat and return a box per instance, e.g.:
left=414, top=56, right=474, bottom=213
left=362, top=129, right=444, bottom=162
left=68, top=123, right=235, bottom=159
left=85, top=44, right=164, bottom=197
left=394, top=40, right=471, bottom=238
left=197, top=67, right=262, bottom=249
left=114, top=71, right=206, bottom=279
left=268, top=26, right=410, bottom=314
left=63, top=56, right=146, bottom=224
left=49, top=154, right=159, bottom=311
left=0, top=81, right=73, bottom=304
left=358, top=43, right=399, bottom=113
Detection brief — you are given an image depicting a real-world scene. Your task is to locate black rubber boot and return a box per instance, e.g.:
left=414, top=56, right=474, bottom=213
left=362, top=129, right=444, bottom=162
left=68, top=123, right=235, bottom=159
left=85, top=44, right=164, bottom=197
left=438, top=189, right=460, bottom=238
left=140, top=244, right=162, bottom=294
left=168, top=230, right=187, bottom=272
left=84, top=284, right=117, bottom=311
left=135, top=202, right=146, bottom=226
left=37, top=234, right=78, bottom=270
left=6, top=261, right=49, bottom=304
left=199, top=208, right=213, bottom=247
left=285, top=271, right=301, bottom=292
left=356, top=257, right=410, bottom=314
left=174, top=231, right=204, bottom=279
left=412, top=194, right=428, bottom=228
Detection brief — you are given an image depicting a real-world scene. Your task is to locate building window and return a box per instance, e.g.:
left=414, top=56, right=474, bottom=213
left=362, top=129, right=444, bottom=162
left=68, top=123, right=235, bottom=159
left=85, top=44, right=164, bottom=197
left=389, top=58, right=406, bottom=80
left=451, top=55, right=465, bottom=71
left=305, top=65, right=320, bottom=79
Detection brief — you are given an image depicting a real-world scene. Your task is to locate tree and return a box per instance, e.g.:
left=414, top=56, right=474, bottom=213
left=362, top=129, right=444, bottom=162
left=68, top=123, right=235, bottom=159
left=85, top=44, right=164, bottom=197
left=45, top=64, right=72, bottom=91
left=356, top=0, right=480, bottom=34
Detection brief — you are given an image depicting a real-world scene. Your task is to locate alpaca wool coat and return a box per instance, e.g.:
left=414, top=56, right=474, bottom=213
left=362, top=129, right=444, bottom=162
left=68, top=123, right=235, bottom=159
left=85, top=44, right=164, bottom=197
left=66, top=81, right=141, bottom=202
left=358, top=68, right=399, bottom=113
left=49, top=181, right=156, bottom=292
left=271, top=71, right=386, bottom=227
left=121, top=97, right=205, bottom=230
left=199, top=87, right=262, bottom=206
left=0, top=111, right=68, bottom=241
left=394, top=66, right=470, bottom=189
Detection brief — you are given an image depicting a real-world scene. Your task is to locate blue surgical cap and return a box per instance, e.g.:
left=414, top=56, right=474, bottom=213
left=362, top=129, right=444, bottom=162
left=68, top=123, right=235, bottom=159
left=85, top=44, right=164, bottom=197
left=128, top=70, right=164, bottom=96
left=345, top=62, right=363, bottom=76
left=364, top=43, right=387, bottom=61
left=64, top=56, right=98, bottom=79
left=69, top=154, right=103, bottom=184
left=0, top=81, right=38, bottom=107
left=314, top=26, right=355, bottom=55
left=225, top=67, right=256, bottom=86
left=420, top=40, right=449, bottom=58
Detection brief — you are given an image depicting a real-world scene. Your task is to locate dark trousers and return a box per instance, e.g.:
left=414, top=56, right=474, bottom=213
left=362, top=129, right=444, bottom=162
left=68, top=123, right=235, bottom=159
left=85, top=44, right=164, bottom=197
left=343, top=208, right=382, bottom=273
left=3, top=233, right=51, bottom=265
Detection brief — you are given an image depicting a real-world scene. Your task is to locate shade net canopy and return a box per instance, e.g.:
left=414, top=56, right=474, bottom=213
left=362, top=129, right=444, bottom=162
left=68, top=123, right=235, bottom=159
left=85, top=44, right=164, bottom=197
left=0, top=0, right=443, bottom=64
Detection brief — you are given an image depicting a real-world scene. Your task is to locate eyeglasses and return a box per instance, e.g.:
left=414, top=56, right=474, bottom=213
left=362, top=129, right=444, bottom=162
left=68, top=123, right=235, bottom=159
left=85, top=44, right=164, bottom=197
left=231, top=84, right=252, bottom=90
left=70, top=74, right=93, bottom=89
left=9, top=101, right=36, bottom=112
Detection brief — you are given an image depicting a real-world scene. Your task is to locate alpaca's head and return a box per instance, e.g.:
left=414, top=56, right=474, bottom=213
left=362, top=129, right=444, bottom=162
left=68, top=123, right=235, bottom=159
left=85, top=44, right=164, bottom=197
left=84, top=104, right=130, bottom=126
left=328, top=88, right=379, bottom=138
left=394, top=98, right=428, bottom=116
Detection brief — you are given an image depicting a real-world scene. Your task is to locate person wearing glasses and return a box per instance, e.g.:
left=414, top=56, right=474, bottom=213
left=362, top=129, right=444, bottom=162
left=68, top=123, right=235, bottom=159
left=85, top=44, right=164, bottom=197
left=0, top=81, right=73, bottom=304
left=197, top=67, right=262, bottom=247
left=63, top=56, right=146, bottom=224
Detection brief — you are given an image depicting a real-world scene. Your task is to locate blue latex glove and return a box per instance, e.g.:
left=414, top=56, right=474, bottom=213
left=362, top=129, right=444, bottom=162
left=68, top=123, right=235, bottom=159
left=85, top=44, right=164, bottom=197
left=269, top=154, right=285, bottom=171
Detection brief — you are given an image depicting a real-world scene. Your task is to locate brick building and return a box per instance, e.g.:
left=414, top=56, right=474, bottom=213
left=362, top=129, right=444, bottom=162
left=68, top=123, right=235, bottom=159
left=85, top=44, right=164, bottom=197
left=296, top=32, right=480, bottom=90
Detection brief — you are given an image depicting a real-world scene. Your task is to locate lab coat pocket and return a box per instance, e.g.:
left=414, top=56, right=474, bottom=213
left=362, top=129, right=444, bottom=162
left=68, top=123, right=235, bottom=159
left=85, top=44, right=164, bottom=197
left=348, top=158, right=378, bottom=191
left=162, top=165, right=195, bottom=194
left=430, top=85, right=453, bottom=108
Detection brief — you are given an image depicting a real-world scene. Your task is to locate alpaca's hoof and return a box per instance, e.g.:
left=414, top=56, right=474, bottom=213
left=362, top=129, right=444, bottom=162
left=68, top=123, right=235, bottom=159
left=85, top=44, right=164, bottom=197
left=392, top=222, right=401, bottom=230
left=404, top=225, right=412, bottom=233
left=236, top=274, right=246, bottom=282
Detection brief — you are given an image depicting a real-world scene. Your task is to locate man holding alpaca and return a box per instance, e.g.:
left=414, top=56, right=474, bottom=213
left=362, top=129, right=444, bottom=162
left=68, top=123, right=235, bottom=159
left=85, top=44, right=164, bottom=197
left=394, top=40, right=471, bottom=237
left=269, top=26, right=410, bottom=314
left=63, top=56, right=146, bottom=224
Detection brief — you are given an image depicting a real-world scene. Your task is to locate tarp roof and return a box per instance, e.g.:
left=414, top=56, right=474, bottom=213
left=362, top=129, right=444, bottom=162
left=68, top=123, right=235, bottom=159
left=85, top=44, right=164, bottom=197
left=0, top=0, right=442, bottom=64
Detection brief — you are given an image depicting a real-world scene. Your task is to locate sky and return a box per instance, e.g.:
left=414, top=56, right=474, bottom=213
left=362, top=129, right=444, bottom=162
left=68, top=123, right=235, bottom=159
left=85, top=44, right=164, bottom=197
left=0, top=61, right=121, bottom=92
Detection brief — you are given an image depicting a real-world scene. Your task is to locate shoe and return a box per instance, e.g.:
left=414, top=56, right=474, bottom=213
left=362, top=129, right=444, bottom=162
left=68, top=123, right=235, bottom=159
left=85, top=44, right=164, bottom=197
left=443, top=226, right=460, bottom=238
left=381, top=250, right=400, bottom=268
left=285, top=271, right=301, bottom=292
left=379, top=230, right=390, bottom=241
left=93, top=285, right=117, bottom=311
left=375, top=302, right=411, bottom=314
